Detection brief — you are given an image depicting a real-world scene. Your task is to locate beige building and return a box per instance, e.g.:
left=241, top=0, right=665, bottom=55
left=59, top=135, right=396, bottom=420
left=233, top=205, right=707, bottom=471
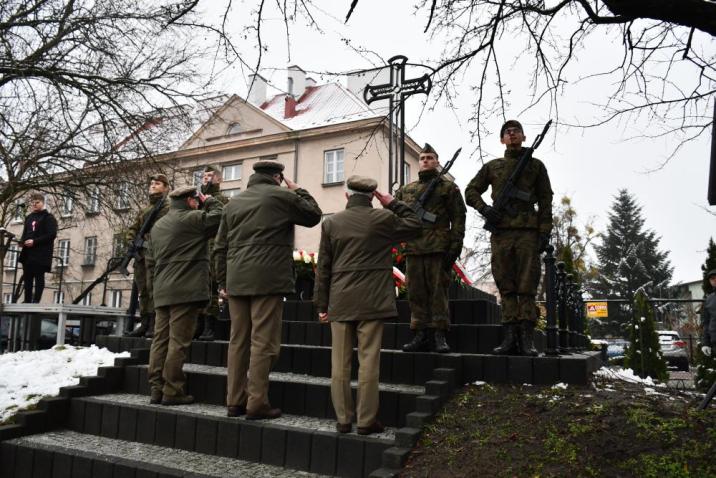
left=2, top=65, right=428, bottom=306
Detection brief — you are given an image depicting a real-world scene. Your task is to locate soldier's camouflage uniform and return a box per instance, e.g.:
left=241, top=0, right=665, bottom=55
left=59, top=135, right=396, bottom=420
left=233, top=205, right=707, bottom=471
left=465, top=147, right=553, bottom=323
left=201, top=182, right=229, bottom=321
left=125, top=192, right=170, bottom=318
left=395, top=169, right=467, bottom=330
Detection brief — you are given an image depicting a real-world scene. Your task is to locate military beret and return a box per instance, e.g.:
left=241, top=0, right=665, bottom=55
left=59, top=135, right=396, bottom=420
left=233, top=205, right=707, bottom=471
left=346, top=175, right=378, bottom=193
left=500, top=120, right=523, bottom=137
left=420, top=143, right=438, bottom=158
left=169, top=185, right=198, bottom=199
left=253, top=160, right=285, bottom=174
left=708, top=269, right=716, bottom=279
left=149, top=173, right=170, bottom=186
left=203, top=164, right=222, bottom=174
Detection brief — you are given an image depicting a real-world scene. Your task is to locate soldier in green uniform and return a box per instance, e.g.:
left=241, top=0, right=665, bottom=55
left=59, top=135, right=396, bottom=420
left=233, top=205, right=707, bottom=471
left=196, top=164, right=230, bottom=341
left=465, top=120, right=553, bottom=355
left=395, top=144, right=467, bottom=353
left=125, top=173, right=170, bottom=338
left=146, top=185, right=224, bottom=405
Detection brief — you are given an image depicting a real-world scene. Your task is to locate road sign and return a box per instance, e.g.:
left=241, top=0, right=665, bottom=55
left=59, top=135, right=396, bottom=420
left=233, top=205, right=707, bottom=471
left=586, top=302, right=608, bottom=318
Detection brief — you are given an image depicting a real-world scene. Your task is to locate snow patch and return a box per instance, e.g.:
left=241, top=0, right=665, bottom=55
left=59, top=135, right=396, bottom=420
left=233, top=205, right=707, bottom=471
left=0, top=345, right=130, bottom=423
left=552, top=382, right=568, bottom=390
left=594, top=367, right=666, bottom=387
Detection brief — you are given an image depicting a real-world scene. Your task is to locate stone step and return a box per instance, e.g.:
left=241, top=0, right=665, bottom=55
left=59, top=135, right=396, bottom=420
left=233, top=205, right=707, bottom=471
left=123, top=364, right=425, bottom=428
left=1, top=429, right=330, bottom=478
left=64, top=393, right=391, bottom=478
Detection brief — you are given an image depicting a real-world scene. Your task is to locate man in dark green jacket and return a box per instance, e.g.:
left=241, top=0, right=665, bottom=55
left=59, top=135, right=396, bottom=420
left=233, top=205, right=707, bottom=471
left=395, top=144, right=467, bottom=353
left=145, top=185, right=223, bottom=405
left=465, top=120, right=553, bottom=355
left=315, top=175, right=421, bottom=435
left=125, top=173, right=170, bottom=338
left=214, top=160, right=322, bottom=419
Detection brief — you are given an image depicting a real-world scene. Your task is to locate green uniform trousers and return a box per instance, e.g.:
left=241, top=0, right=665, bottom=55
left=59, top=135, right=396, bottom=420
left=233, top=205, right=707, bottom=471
left=226, top=295, right=283, bottom=414
left=406, top=253, right=450, bottom=330
left=490, top=229, right=541, bottom=323
left=133, top=256, right=154, bottom=317
left=148, top=302, right=201, bottom=397
left=330, top=319, right=384, bottom=428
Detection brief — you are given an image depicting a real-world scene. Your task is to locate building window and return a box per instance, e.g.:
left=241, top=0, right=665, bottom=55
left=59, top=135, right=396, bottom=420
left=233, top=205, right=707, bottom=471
left=112, top=233, right=126, bottom=258
left=53, top=291, right=65, bottom=304
left=403, top=163, right=411, bottom=184
left=61, top=195, right=74, bottom=217
left=83, top=236, right=98, bottom=266
left=115, top=182, right=130, bottom=210
left=81, top=293, right=92, bottom=306
left=12, top=201, right=24, bottom=223
left=57, top=239, right=70, bottom=267
left=3, top=293, right=12, bottom=304
left=223, top=164, right=242, bottom=181
left=324, top=149, right=344, bottom=184
left=5, top=245, right=19, bottom=269
left=87, top=187, right=100, bottom=214
left=193, top=169, right=203, bottom=186
left=223, top=188, right=241, bottom=199
left=111, top=290, right=122, bottom=308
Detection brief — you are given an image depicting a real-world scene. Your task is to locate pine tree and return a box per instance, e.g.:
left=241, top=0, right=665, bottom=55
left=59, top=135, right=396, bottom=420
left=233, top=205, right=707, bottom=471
left=694, top=237, right=716, bottom=391
left=624, top=289, right=668, bottom=381
left=591, top=189, right=673, bottom=301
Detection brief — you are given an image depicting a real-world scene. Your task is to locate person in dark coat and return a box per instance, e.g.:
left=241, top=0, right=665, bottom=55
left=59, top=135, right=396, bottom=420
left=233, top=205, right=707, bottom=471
left=701, top=269, right=716, bottom=357
left=18, top=193, right=58, bottom=303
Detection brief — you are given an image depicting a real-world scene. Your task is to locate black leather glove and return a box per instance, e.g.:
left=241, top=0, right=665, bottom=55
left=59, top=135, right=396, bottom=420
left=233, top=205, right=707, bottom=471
left=480, top=205, right=503, bottom=223
left=538, top=232, right=551, bottom=253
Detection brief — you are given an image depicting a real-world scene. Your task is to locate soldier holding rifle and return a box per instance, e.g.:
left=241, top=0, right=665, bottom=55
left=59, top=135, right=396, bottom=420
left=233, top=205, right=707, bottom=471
left=395, top=144, right=467, bottom=353
left=465, top=120, right=553, bottom=356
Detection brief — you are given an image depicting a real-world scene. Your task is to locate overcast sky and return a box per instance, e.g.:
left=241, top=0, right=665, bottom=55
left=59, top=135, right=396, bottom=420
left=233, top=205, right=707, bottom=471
left=203, top=1, right=714, bottom=285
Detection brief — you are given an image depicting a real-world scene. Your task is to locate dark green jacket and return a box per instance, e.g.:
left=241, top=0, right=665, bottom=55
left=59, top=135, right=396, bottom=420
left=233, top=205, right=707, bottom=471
left=465, top=148, right=553, bottom=233
left=394, top=169, right=467, bottom=258
left=125, top=192, right=170, bottom=259
left=213, top=173, right=322, bottom=296
left=146, top=197, right=223, bottom=308
left=314, top=195, right=421, bottom=322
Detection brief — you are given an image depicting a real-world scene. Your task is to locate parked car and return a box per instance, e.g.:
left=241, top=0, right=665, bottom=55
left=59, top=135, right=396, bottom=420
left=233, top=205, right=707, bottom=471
left=657, top=330, right=689, bottom=371
left=606, top=338, right=629, bottom=360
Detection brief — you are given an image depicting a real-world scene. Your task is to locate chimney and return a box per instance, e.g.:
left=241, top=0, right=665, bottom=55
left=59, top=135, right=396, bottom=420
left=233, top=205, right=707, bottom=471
left=284, top=95, right=297, bottom=119
left=306, top=77, right=317, bottom=89
left=287, top=65, right=306, bottom=98
left=248, top=73, right=267, bottom=105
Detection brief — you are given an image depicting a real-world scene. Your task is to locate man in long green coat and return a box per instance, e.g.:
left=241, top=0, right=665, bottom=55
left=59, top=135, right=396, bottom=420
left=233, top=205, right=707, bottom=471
left=125, top=173, right=170, bottom=338
left=465, top=120, right=553, bottom=355
left=395, top=144, right=467, bottom=353
left=315, top=176, right=421, bottom=435
left=145, top=185, right=223, bottom=405
left=214, top=160, right=322, bottom=420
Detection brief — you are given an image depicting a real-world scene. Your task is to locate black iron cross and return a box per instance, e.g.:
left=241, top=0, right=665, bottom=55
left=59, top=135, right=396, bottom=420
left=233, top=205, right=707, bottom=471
left=363, top=55, right=431, bottom=193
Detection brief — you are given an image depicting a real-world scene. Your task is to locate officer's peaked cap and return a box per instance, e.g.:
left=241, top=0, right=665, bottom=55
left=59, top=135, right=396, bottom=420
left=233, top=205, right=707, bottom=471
left=253, top=160, right=285, bottom=174
left=169, top=185, right=198, bottom=199
left=346, top=175, right=377, bottom=193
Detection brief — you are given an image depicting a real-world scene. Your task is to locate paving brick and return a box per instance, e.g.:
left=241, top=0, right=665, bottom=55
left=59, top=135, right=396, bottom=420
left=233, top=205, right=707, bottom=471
left=310, top=431, right=337, bottom=476
left=117, top=406, right=137, bottom=442
left=97, top=366, right=124, bottom=392
left=155, top=411, right=176, bottom=448
left=483, top=355, right=508, bottom=383
left=195, top=418, right=218, bottom=455
left=31, top=448, right=53, bottom=478
left=187, top=372, right=207, bottom=403
left=104, top=335, right=120, bottom=352
left=456, top=325, right=478, bottom=353
left=284, top=428, right=312, bottom=471
left=292, top=347, right=311, bottom=375
left=382, top=447, right=410, bottom=469
left=394, top=326, right=412, bottom=350
left=275, top=346, right=292, bottom=372
left=413, top=353, right=435, bottom=385
left=283, top=301, right=297, bottom=321
left=71, top=455, right=92, bottom=478
left=112, top=463, right=136, bottom=478
left=297, top=302, right=314, bottom=322
left=461, top=354, right=484, bottom=383
left=395, top=427, right=421, bottom=448
left=79, top=375, right=106, bottom=395
left=51, top=450, right=72, bottom=478
left=310, top=348, right=331, bottom=378
left=205, top=343, right=222, bottom=366
left=425, top=380, right=450, bottom=398
left=405, top=412, right=431, bottom=428
left=533, top=357, right=560, bottom=385
left=369, top=467, right=400, bottom=478
left=137, top=367, right=150, bottom=396
left=100, top=403, right=119, bottom=438
left=396, top=393, right=416, bottom=427
left=379, top=352, right=393, bottom=383
left=123, top=367, right=140, bottom=394
left=560, top=355, right=590, bottom=385
left=478, top=325, right=501, bottom=354
left=305, top=322, right=322, bottom=346
left=337, top=435, right=365, bottom=478
left=364, top=439, right=388, bottom=477
left=59, top=385, right=89, bottom=399
left=68, top=399, right=85, bottom=432
left=396, top=301, right=411, bottom=322
left=381, top=323, right=397, bottom=350
left=219, top=342, right=229, bottom=367
left=91, top=459, right=113, bottom=478
left=216, top=419, right=240, bottom=458
left=190, top=341, right=207, bottom=365
left=391, top=353, right=414, bottom=385
left=377, top=389, right=397, bottom=427
left=238, top=421, right=262, bottom=462
left=261, top=425, right=287, bottom=466
left=415, top=395, right=441, bottom=415
left=16, top=410, right=46, bottom=434
left=83, top=401, right=102, bottom=436
left=17, top=447, right=35, bottom=478
left=305, top=384, right=329, bottom=418
left=173, top=414, right=196, bottom=451
left=205, top=373, right=226, bottom=406
left=289, top=321, right=306, bottom=345
left=508, top=356, right=534, bottom=384
left=0, top=443, right=16, bottom=476
left=135, top=409, right=156, bottom=444
left=282, top=382, right=306, bottom=415
left=268, top=380, right=284, bottom=410
left=135, top=469, right=157, bottom=478
left=281, top=322, right=289, bottom=343
left=451, top=300, right=472, bottom=323
left=432, top=368, right=456, bottom=390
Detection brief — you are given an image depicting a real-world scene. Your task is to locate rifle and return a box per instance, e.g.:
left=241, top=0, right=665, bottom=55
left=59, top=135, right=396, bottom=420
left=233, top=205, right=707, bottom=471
left=72, top=256, right=122, bottom=304
left=118, top=194, right=167, bottom=276
left=412, top=147, right=462, bottom=223
left=483, top=120, right=552, bottom=233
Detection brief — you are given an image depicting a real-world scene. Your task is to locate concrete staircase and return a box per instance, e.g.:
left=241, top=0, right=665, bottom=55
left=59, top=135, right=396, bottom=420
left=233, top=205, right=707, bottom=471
left=0, top=298, right=602, bottom=477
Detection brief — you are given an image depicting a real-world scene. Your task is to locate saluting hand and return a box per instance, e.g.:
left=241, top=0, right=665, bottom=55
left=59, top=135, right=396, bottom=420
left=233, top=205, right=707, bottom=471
left=373, top=190, right=394, bottom=207
left=283, top=177, right=300, bottom=191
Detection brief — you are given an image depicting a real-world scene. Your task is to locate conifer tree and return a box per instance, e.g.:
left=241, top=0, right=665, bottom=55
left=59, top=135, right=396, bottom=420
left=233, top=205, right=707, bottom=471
left=694, top=237, right=716, bottom=391
left=624, top=289, right=668, bottom=381
left=701, top=238, right=716, bottom=296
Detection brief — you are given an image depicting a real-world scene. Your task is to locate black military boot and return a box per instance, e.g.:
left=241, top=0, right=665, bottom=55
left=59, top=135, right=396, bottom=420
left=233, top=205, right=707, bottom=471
left=493, top=322, right=520, bottom=355
left=199, top=315, right=216, bottom=341
left=126, top=315, right=149, bottom=337
left=519, top=320, right=538, bottom=356
left=144, top=313, right=155, bottom=339
left=433, top=329, right=450, bottom=353
left=194, top=315, right=205, bottom=340
left=402, top=330, right=430, bottom=352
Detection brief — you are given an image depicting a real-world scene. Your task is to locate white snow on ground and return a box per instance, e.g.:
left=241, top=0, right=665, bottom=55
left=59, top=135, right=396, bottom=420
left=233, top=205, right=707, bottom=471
left=594, top=367, right=667, bottom=387
left=0, top=345, right=129, bottom=423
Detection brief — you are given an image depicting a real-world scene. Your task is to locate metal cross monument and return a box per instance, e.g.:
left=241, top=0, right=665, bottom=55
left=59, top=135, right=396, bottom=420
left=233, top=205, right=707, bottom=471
left=363, top=55, right=432, bottom=193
